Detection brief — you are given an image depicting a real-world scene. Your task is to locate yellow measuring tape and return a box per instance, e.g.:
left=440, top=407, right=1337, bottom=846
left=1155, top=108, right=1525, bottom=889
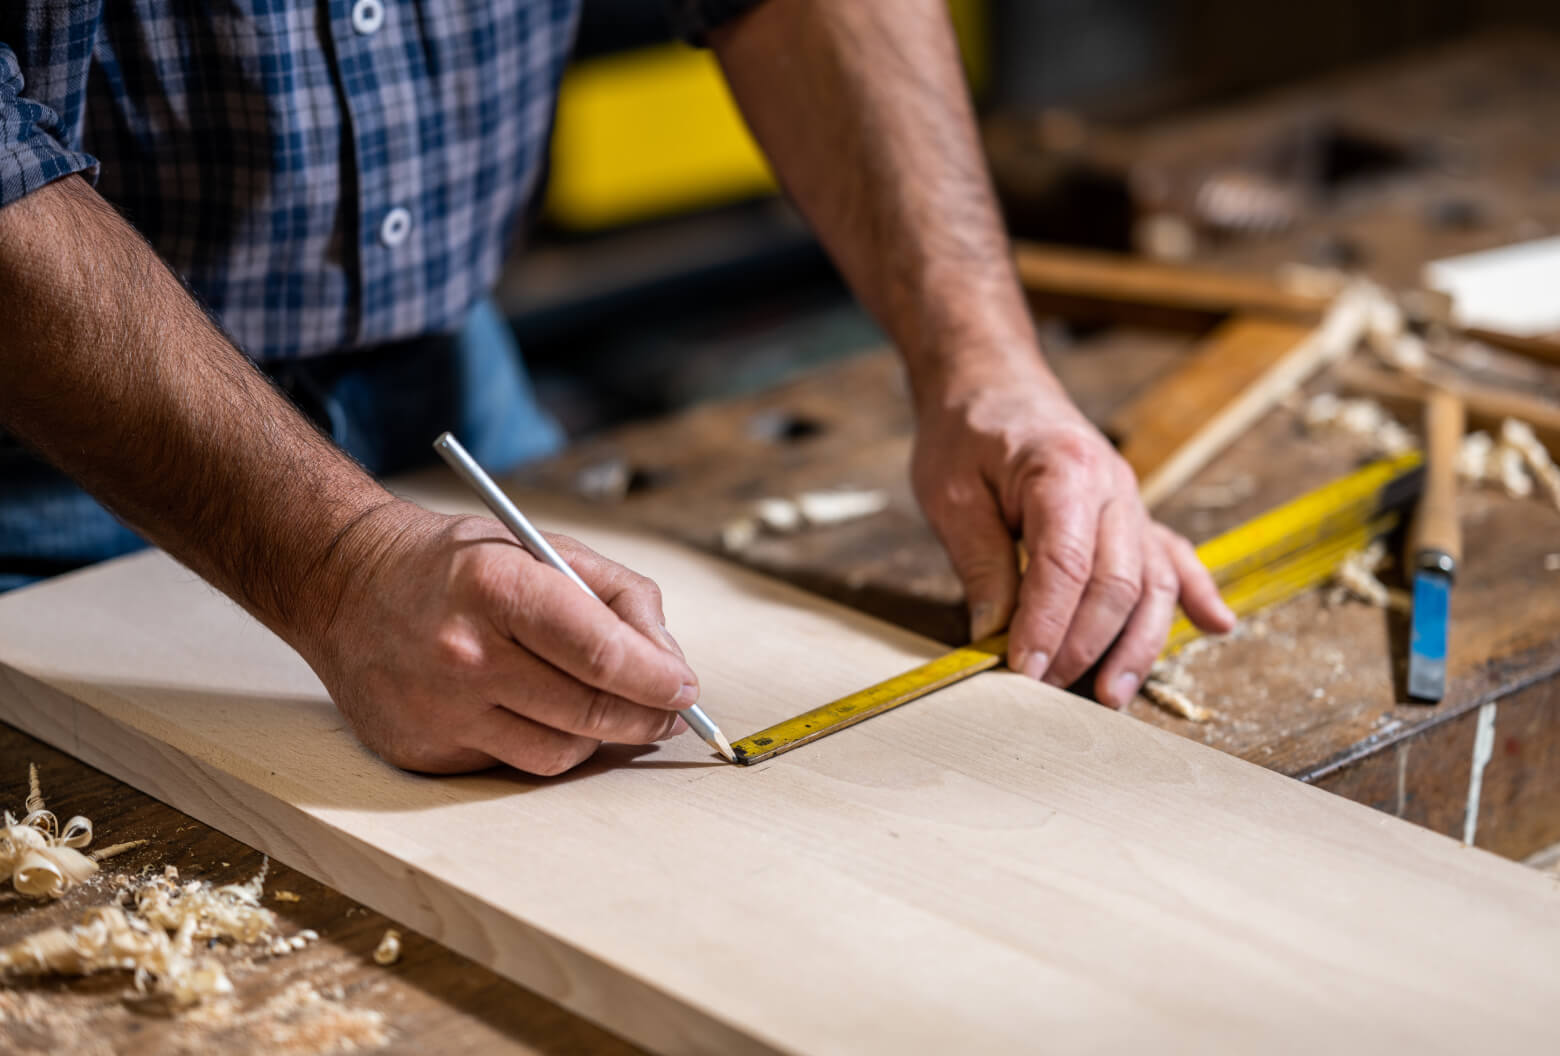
left=729, top=451, right=1423, bottom=765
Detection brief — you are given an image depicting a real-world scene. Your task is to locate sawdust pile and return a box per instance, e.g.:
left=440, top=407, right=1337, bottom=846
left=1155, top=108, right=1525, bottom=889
left=0, top=863, right=286, bottom=1008
left=0, top=978, right=388, bottom=1056
left=0, top=990, right=115, bottom=1056
left=177, top=981, right=389, bottom=1056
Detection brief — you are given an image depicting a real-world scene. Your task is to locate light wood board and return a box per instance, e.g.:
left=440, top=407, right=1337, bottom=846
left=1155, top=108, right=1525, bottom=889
left=0, top=472, right=1557, bottom=1054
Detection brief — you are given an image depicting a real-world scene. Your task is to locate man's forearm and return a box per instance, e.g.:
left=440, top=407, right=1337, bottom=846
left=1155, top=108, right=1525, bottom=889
left=711, top=0, right=1047, bottom=405
left=0, top=176, right=391, bottom=643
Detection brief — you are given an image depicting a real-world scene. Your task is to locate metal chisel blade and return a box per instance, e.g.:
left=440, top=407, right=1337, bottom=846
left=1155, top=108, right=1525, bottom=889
left=1407, top=570, right=1450, bottom=702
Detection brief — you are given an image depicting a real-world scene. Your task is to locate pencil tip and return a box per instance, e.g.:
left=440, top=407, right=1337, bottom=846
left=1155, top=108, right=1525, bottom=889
left=714, top=731, right=736, bottom=763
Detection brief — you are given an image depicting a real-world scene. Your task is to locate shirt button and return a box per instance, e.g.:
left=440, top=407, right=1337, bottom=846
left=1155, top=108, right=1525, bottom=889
left=351, top=0, right=385, bottom=35
left=379, top=207, right=412, bottom=247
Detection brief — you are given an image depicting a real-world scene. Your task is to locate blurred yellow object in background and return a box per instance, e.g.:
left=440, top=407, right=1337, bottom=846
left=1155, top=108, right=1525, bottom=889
left=544, top=0, right=988, bottom=231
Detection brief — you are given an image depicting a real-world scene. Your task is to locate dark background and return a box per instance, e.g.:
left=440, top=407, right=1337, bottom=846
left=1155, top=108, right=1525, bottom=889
left=511, top=1, right=1560, bottom=436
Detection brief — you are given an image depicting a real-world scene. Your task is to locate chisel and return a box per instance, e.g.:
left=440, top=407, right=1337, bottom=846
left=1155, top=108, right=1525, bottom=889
left=1406, top=388, right=1464, bottom=702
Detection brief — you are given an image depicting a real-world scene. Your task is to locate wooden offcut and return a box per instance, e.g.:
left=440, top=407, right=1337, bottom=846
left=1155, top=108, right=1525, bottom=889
left=1114, top=315, right=1314, bottom=498
left=1124, top=302, right=1373, bottom=510
left=0, top=475, right=1557, bottom=1053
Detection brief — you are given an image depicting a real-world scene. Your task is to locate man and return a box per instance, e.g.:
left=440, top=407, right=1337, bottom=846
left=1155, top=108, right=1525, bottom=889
left=0, top=1, right=1233, bottom=776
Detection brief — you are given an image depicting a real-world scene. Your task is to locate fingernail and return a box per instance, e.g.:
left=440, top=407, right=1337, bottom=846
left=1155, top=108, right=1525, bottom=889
left=661, top=716, right=690, bottom=740
left=969, top=602, right=1002, bottom=641
left=674, top=682, right=700, bottom=709
left=1109, top=672, right=1140, bottom=708
left=1014, top=650, right=1049, bottom=681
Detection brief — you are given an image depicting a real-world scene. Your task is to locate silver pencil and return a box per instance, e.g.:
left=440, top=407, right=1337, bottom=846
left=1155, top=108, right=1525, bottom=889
left=433, top=432, right=734, bottom=762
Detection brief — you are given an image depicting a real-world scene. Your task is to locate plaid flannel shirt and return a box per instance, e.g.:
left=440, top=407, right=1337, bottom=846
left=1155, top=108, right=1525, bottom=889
left=0, top=1, right=761, bottom=361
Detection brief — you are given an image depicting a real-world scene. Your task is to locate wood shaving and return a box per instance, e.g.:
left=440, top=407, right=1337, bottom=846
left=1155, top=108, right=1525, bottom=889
left=0, top=989, right=116, bottom=1056
left=795, top=489, right=890, bottom=525
left=1458, top=419, right=1557, bottom=504
left=0, top=862, right=281, bottom=1008
left=1457, top=430, right=1494, bottom=481
left=1141, top=675, right=1212, bottom=723
left=176, top=980, right=390, bottom=1056
left=0, top=763, right=114, bottom=899
left=717, top=516, right=759, bottom=553
left=1363, top=286, right=1406, bottom=357
left=272, top=890, right=303, bottom=903
left=372, top=929, right=401, bottom=966
left=1303, top=394, right=1415, bottom=456
left=1501, top=417, right=1560, bottom=512
left=753, top=497, right=802, bottom=533
left=91, top=840, right=149, bottom=863
left=1331, top=541, right=1411, bottom=612
left=1496, top=445, right=1535, bottom=498
left=740, top=489, right=890, bottom=541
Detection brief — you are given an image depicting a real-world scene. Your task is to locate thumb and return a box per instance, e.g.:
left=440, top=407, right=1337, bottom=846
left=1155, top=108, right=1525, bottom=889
left=931, top=495, right=1021, bottom=642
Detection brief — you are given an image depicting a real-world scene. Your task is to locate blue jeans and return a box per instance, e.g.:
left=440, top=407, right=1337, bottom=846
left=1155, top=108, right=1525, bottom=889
left=0, top=299, right=562, bottom=593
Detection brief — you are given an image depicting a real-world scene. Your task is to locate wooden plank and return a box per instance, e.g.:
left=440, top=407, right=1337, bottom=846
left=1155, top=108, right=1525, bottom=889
left=1114, top=315, right=1312, bottom=482
left=0, top=477, right=1558, bottom=1053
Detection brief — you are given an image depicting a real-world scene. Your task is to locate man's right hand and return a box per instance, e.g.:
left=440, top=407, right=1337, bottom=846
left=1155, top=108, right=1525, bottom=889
left=300, top=501, right=700, bottom=777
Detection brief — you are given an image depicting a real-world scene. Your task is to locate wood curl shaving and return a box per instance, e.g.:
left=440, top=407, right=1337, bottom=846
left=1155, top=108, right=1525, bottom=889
left=1330, top=541, right=1411, bottom=612
left=1141, top=674, right=1212, bottom=723
left=0, top=763, right=140, bottom=899
left=0, top=861, right=282, bottom=1008
left=372, top=928, right=402, bottom=966
left=1303, top=394, right=1416, bottom=456
left=720, top=488, right=891, bottom=551
left=1501, top=418, right=1560, bottom=512
left=1456, top=418, right=1560, bottom=509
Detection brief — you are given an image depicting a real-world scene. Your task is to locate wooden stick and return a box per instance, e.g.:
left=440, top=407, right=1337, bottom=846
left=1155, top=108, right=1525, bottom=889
left=1014, top=241, right=1560, bottom=370
left=1408, top=389, right=1464, bottom=568
left=1013, top=242, right=1324, bottom=321
left=1136, top=290, right=1373, bottom=509
left=1462, top=327, right=1560, bottom=369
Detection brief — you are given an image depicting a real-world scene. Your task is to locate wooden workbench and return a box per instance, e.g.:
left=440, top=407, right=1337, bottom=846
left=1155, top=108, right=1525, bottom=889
left=516, top=35, right=1560, bottom=860
left=517, top=344, right=1560, bottom=861
left=4, top=33, right=1560, bottom=1055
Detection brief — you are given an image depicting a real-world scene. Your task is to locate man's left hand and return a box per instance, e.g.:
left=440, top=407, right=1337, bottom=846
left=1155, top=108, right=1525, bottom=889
left=911, top=365, right=1236, bottom=708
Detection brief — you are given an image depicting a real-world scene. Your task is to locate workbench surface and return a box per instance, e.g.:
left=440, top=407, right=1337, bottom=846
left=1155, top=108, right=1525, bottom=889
left=4, top=34, right=1560, bottom=1055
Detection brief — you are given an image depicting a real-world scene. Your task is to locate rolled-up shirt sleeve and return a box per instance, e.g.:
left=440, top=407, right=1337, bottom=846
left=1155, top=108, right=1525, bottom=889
left=663, top=0, right=771, bottom=44
left=1, top=6, right=101, bottom=209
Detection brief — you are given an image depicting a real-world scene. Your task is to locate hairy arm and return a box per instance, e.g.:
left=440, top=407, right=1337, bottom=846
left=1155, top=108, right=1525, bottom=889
left=710, top=0, right=1032, bottom=400
left=0, top=175, right=389, bottom=641
left=0, top=176, right=698, bottom=775
left=712, top=1, right=1233, bottom=704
